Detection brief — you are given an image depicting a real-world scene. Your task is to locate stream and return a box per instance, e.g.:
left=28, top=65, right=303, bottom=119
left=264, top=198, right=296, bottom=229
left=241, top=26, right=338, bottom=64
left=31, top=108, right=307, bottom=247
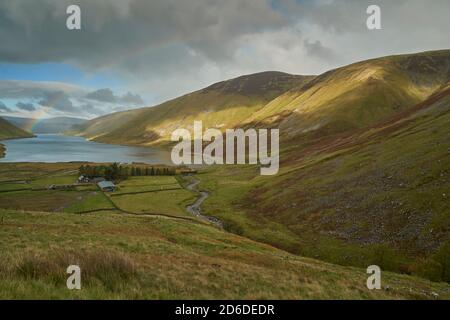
left=185, top=178, right=223, bottom=228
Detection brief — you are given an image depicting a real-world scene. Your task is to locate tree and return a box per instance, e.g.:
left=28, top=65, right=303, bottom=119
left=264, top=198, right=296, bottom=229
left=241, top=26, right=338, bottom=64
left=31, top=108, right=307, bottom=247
left=111, top=163, right=120, bottom=180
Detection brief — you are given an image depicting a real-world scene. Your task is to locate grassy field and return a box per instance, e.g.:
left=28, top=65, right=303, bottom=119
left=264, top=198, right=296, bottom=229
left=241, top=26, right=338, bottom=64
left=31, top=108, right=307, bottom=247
left=110, top=176, right=195, bottom=217
left=0, top=209, right=449, bottom=299
left=64, top=192, right=115, bottom=214
left=113, top=176, right=182, bottom=194
left=0, top=164, right=195, bottom=217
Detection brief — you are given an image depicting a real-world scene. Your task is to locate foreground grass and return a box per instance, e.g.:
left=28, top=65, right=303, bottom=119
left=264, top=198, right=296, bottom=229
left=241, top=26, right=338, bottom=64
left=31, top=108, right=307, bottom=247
left=0, top=209, right=449, bottom=299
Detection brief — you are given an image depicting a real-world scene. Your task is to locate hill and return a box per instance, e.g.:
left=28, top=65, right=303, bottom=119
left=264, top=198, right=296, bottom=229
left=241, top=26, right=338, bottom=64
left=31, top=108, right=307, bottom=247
left=67, top=50, right=450, bottom=283
left=73, top=72, right=314, bottom=145
left=0, top=117, right=34, bottom=140
left=73, top=51, right=450, bottom=146
left=0, top=117, right=34, bottom=157
left=69, top=108, right=147, bottom=141
left=4, top=116, right=87, bottom=134
left=247, top=50, right=450, bottom=138
left=0, top=208, right=448, bottom=299
left=196, top=84, right=450, bottom=282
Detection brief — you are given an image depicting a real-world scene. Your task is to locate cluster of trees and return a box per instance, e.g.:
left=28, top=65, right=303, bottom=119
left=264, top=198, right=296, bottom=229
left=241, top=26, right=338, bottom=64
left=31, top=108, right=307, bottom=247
left=79, top=163, right=176, bottom=181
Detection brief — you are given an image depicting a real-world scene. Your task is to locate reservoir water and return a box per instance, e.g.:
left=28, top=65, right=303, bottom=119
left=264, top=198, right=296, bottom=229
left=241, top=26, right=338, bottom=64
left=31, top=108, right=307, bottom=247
left=0, top=134, right=173, bottom=164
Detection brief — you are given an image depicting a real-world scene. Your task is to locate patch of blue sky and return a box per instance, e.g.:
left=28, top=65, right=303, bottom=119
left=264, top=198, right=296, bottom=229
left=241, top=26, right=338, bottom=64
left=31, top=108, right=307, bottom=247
left=0, top=62, right=122, bottom=90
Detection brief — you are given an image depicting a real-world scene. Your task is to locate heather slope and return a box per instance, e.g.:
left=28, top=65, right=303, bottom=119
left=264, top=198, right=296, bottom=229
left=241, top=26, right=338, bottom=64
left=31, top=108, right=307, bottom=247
left=196, top=85, right=450, bottom=282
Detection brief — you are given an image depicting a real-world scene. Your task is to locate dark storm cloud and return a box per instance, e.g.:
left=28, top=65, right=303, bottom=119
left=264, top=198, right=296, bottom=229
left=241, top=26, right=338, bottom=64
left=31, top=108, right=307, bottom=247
left=0, top=0, right=449, bottom=105
left=0, top=0, right=285, bottom=70
left=16, top=102, right=36, bottom=111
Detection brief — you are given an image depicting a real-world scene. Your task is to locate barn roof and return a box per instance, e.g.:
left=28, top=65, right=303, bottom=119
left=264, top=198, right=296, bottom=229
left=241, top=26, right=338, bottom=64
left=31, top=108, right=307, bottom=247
left=98, top=181, right=115, bottom=189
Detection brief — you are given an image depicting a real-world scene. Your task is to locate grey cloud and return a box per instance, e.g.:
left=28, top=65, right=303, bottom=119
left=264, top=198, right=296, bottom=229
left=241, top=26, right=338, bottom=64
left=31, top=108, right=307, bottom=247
left=80, top=103, right=105, bottom=116
left=0, top=101, right=12, bottom=113
left=86, top=89, right=116, bottom=103
left=119, top=92, right=144, bottom=105
left=0, top=80, right=81, bottom=100
left=86, top=88, right=144, bottom=105
left=16, top=102, right=36, bottom=111
left=1, top=1, right=450, bottom=107
left=0, top=0, right=285, bottom=70
left=0, top=80, right=140, bottom=117
left=38, top=91, right=76, bottom=113
left=304, top=40, right=337, bottom=61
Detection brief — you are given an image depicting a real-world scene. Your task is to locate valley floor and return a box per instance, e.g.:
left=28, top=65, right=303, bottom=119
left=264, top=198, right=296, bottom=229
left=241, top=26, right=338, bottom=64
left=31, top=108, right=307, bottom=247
left=0, top=162, right=449, bottom=299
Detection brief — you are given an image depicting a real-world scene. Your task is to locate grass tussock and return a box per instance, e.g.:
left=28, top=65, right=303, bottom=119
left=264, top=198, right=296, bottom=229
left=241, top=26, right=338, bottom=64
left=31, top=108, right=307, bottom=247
left=1, top=249, right=137, bottom=288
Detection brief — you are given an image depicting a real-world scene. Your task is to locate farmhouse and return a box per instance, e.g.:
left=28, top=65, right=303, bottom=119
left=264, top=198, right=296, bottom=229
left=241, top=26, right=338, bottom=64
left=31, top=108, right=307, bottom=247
left=78, top=175, right=89, bottom=183
left=97, top=181, right=116, bottom=192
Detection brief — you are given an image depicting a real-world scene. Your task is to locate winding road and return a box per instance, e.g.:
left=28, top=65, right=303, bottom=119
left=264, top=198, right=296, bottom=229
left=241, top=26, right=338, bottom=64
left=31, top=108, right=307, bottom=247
left=185, top=178, right=223, bottom=228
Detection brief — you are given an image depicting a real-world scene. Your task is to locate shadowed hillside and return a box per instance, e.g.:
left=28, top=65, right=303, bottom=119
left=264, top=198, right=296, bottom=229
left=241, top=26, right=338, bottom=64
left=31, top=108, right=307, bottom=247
left=0, top=117, right=34, bottom=141
left=197, top=84, right=450, bottom=282
left=0, top=117, right=34, bottom=157
left=69, top=108, right=146, bottom=141
left=73, top=72, right=314, bottom=145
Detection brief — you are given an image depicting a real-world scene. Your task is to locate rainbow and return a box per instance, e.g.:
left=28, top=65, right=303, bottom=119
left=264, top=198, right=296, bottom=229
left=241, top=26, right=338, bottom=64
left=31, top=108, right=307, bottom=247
left=20, top=106, right=52, bottom=132
left=20, top=89, right=72, bottom=132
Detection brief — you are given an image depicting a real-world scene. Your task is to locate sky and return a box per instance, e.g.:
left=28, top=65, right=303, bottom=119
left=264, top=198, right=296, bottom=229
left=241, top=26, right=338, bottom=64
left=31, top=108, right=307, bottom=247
left=0, top=0, right=449, bottom=119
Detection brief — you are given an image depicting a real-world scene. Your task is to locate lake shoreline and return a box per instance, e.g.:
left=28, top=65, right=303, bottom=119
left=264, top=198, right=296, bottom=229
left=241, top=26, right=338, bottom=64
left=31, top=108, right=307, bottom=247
left=0, top=134, right=173, bottom=164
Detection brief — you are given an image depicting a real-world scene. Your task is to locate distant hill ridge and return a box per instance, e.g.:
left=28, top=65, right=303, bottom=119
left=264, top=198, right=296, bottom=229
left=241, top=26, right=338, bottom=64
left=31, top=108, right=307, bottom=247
left=0, top=117, right=34, bottom=140
left=71, top=50, right=450, bottom=146
left=4, top=116, right=87, bottom=134
left=0, top=117, right=34, bottom=157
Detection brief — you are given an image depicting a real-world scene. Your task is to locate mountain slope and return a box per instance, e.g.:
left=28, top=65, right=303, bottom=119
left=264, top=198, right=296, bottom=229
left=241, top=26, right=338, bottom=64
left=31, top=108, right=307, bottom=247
left=0, top=117, right=34, bottom=157
left=74, top=72, right=314, bottom=145
left=70, top=108, right=147, bottom=140
left=0, top=117, right=34, bottom=141
left=196, top=84, right=450, bottom=282
left=1, top=209, right=448, bottom=299
left=248, top=50, right=450, bottom=137
left=73, top=50, right=450, bottom=146
left=67, top=50, right=450, bottom=282
left=4, top=116, right=86, bottom=134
